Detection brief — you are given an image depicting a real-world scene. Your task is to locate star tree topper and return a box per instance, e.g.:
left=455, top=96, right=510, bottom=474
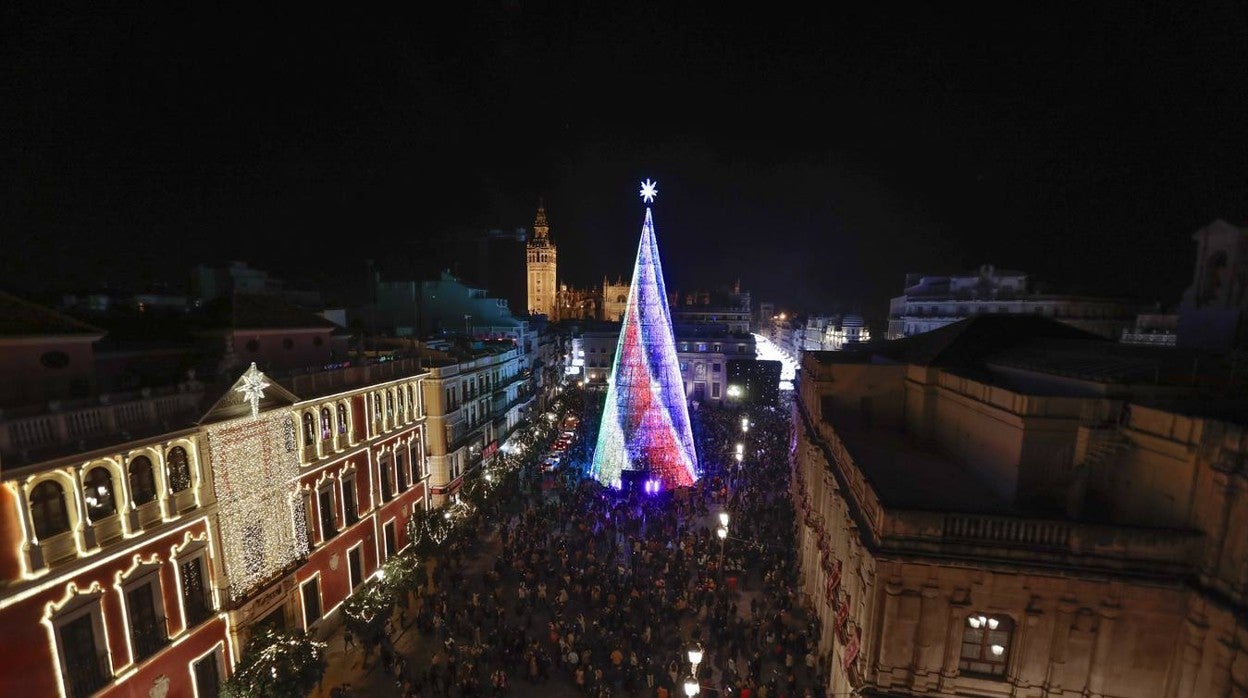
left=639, top=178, right=658, bottom=203
left=235, top=362, right=271, bottom=418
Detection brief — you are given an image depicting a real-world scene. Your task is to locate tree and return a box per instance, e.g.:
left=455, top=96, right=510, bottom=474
left=220, top=626, right=326, bottom=698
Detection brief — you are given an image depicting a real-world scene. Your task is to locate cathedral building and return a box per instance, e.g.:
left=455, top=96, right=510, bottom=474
left=525, top=204, right=557, bottom=320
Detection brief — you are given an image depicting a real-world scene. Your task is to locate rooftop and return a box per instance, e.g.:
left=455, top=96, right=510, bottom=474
left=822, top=412, right=1012, bottom=515
left=0, top=291, right=105, bottom=338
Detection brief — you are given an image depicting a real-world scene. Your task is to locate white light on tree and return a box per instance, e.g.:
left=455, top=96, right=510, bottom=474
left=207, top=409, right=308, bottom=600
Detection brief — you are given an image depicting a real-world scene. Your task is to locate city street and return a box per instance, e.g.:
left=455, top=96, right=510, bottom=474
left=314, top=398, right=821, bottom=698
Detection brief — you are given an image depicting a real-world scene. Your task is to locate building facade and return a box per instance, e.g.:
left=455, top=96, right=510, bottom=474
left=580, top=325, right=756, bottom=406
left=0, top=294, right=543, bottom=698
left=525, top=205, right=557, bottom=320
left=421, top=345, right=531, bottom=505
left=792, top=317, right=1248, bottom=698
left=887, top=264, right=1141, bottom=340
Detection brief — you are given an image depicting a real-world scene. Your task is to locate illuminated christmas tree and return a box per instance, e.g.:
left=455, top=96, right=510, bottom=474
left=590, top=179, right=698, bottom=489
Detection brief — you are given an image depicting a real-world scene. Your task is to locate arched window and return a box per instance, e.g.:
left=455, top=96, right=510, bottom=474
left=404, top=386, right=413, bottom=414
left=959, top=613, right=1013, bottom=678
left=30, top=480, right=70, bottom=538
left=397, top=388, right=405, bottom=415
left=129, top=456, right=157, bottom=505
left=303, top=412, right=315, bottom=447
left=320, top=407, right=332, bottom=440
left=385, top=392, right=394, bottom=420
left=337, top=403, right=348, bottom=435
left=166, top=447, right=191, bottom=493
left=83, top=467, right=117, bottom=521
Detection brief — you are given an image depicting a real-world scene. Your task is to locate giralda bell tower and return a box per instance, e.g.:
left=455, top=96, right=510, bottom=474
left=526, top=202, right=558, bottom=320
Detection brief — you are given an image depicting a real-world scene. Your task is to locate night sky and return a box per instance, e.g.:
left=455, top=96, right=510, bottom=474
left=4, top=3, right=1247, bottom=323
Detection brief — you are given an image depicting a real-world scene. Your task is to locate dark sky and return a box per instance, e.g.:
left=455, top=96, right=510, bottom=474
left=4, top=3, right=1247, bottom=323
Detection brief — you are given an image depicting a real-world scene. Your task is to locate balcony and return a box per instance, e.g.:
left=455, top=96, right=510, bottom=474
left=183, top=596, right=214, bottom=628
left=64, top=652, right=110, bottom=698
left=0, top=388, right=203, bottom=467
left=129, top=619, right=169, bottom=662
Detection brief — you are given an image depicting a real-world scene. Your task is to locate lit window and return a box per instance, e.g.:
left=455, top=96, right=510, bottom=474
left=53, top=595, right=110, bottom=698
left=166, top=446, right=191, bottom=493
left=303, top=412, right=316, bottom=447
left=124, top=571, right=168, bottom=662
left=82, top=467, right=117, bottom=522
left=320, top=407, right=332, bottom=439
left=129, top=456, right=157, bottom=506
left=30, top=480, right=70, bottom=538
left=960, top=614, right=1013, bottom=678
left=337, top=403, right=349, bottom=435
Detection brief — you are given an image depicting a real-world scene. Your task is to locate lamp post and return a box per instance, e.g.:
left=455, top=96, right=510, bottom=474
left=717, top=523, right=728, bottom=584
left=688, top=644, right=703, bottom=681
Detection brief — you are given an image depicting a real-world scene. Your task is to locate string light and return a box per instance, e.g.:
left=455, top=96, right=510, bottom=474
left=590, top=200, right=697, bottom=488
left=206, top=407, right=309, bottom=600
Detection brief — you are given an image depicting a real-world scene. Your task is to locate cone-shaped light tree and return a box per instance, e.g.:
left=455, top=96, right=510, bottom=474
left=590, top=179, right=698, bottom=489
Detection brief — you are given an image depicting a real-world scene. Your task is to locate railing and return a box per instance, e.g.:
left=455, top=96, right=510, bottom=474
left=0, top=389, right=203, bottom=456
left=183, top=597, right=214, bottom=628
left=281, top=358, right=424, bottom=397
left=800, top=395, right=1202, bottom=575
left=129, top=620, right=168, bottom=662
left=64, top=652, right=110, bottom=698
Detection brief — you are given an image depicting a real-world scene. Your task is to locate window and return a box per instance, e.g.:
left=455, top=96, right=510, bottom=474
left=696, top=343, right=707, bottom=352
left=405, top=385, right=414, bottom=414
left=386, top=392, right=394, bottom=420
left=712, top=383, right=721, bottom=398
left=380, top=459, right=394, bottom=502
left=30, top=480, right=70, bottom=538
left=129, top=456, right=157, bottom=506
left=58, top=606, right=109, bottom=698
left=193, top=649, right=223, bottom=698
left=126, top=576, right=168, bottom=661
left=303, top=412, right=316, bottom=447
left=396, top=451, right=408, bottom=491
left=347, top=545, right=363, bottom=590
left=83, top=467, right=116, bottom=521
left=166, top=446, right=191, bottom=493
left=180, top=554, right=213, bottom=627
left=41, top=350, right=70, bottom=369
left=959, top=613, right=1013, bottom=678
left=320, top=407, right=332, bottom=440
left=342, top=476, right=359, bottom=524
left=712, top=362, right=722, bottom=373
left=337, top=403, right=348, bottom=435
left=301, top=577, right=322, bottom=629
left=383, top=520, right=397, bottom=559
left=318, top=488, right=336, bottom=541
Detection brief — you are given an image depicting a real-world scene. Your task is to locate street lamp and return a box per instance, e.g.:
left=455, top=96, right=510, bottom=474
left=683, top=676, right=700, bottom=697
left=718, top=511, right=730, bottom=528
left=687, top=644, right=703, bottom=677
left=717, top=525, right=728, bottom=583
left=741, top=417, right=749, bottom=433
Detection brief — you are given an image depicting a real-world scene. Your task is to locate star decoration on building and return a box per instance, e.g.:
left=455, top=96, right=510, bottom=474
left=639, top=178, right=658, bottom=204
left=235, top=362, right=270, bottom=418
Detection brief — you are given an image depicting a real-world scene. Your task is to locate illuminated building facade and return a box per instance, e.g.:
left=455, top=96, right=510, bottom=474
left=590, top=198, right=698, bottom=490
left=0, top=294, right=440, bottom=697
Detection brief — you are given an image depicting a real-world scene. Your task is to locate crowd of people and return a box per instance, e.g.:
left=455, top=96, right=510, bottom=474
left=364, top=398, right=823, bottom=698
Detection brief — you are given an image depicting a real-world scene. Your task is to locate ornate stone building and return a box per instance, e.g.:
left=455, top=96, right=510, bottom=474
left=793, top=314, right=1248, bottom=698
left=525, top=204, right=557, bottom=320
